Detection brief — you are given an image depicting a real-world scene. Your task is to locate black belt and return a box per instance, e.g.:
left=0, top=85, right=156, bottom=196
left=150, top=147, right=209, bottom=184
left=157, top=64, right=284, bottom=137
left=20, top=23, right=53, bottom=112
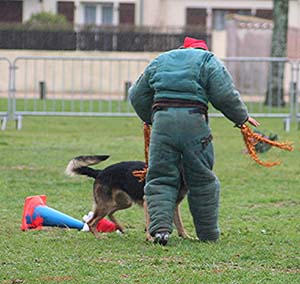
left=152, top=99, right=208, bottom=121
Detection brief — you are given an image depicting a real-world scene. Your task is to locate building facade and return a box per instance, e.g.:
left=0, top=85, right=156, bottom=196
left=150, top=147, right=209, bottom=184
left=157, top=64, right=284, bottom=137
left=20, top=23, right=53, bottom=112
left=0, top=0, right=300, bottom=30
left=0, top=0, right=137, bottom=27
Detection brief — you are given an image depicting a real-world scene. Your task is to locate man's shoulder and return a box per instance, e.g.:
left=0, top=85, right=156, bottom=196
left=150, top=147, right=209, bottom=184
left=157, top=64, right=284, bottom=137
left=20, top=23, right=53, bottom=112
left=151, top=49, right=215, bottom=67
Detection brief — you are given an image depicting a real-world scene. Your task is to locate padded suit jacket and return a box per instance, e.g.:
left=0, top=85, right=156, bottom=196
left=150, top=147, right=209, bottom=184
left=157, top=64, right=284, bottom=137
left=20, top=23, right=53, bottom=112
left=129, top=48, right=249, bottom=125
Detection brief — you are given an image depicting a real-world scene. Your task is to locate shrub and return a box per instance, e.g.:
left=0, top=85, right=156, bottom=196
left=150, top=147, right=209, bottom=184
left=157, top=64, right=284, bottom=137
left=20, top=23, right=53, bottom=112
left=24, top=11, right=72, bottom=30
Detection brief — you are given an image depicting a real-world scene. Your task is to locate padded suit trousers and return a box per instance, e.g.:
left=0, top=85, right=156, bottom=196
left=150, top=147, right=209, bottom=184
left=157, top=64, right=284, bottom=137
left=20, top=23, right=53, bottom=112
left=145, top=107, right=220, bottom=241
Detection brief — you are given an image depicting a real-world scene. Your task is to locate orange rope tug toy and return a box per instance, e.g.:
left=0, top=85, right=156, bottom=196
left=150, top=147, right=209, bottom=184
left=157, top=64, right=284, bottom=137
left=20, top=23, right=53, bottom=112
left=132, top=123, right=151, bottom=181
left=240, top=124, right=294, bottom=167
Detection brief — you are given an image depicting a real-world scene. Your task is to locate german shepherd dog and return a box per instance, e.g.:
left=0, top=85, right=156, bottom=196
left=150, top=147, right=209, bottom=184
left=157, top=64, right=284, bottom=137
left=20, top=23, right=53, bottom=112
left=65, top=155, right=189, bottom=240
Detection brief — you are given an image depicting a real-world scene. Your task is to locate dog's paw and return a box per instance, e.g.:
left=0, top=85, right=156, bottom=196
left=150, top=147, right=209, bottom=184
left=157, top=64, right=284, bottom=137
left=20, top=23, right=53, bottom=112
left=178, top=232, right=194, bottom=240
left=180, top=234, right=196, bottom=241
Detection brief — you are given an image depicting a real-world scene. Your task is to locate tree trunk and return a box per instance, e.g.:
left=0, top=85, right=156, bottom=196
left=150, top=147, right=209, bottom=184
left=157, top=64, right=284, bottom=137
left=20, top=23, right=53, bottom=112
left=265, top=0, right=289, bottom=107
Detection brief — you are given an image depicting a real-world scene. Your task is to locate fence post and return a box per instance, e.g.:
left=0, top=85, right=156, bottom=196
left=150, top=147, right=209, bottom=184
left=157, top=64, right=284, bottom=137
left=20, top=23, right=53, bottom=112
left=1, top=117, right=7, bottom=131
left=11, top=59, right=23, bottom=130
left=296, top=61, right=300, bottom=129
left=124, top=81, right=132, bottom=101
left=39, top=81, right=46, bottom=100
left=0, top=57, right=12, bottom=130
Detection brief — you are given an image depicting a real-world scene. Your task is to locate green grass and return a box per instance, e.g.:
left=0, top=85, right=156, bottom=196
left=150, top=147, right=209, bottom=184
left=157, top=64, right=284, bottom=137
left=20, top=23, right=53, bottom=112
left=0, top=97, right=292, bottom=115
left=0, top=116, right=299, bottom=284
left=13, top=98, right=135, bottom=114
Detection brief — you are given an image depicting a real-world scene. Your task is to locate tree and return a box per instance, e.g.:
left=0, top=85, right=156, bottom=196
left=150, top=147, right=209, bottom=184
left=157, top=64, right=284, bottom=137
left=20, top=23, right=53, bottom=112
left=265, top=0, right=289, bottom=106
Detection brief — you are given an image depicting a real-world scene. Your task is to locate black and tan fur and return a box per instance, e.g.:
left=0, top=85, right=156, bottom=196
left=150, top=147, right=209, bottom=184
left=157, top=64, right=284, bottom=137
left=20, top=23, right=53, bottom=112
left=65, top=155, right=189, bottom=240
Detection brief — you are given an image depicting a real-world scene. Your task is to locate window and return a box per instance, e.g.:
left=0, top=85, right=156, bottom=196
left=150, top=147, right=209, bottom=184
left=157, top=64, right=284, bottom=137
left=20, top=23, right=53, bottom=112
left=213, top=9, right=251, bottom=30
left=255, top=9, right=273, bottom=20
left=84, top=5, right=97, bottom=25
left=119, top=3, right=135, bottom=25
left=186, top=8, right=207, bottom=28
left=83, top=2, right=135, bottom=26
left=102, top=5, right=113, bottom=25
left=57, top=1, right=75, bottom=24
left=0, top=0, right=22, bottom=23
left=213, top=10, right=227, bottom=30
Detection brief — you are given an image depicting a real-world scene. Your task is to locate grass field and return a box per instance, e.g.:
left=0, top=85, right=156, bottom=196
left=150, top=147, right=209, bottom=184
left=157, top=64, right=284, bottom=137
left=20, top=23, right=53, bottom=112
left=0, top=116, right=299, bottom=284
left=0, top=97, right=292, bottom=115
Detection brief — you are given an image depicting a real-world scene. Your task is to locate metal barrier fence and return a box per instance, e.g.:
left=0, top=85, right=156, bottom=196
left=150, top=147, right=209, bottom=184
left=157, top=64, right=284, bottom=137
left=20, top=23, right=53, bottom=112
left=295, top=61, right=300, bottom=126
left=221, top=57, right=294, bottom=130
left=0, top=56, right=300, bottom=131
left=11, top=56, right=149, bottom=129
left=0, top=57, right=11, bottom=130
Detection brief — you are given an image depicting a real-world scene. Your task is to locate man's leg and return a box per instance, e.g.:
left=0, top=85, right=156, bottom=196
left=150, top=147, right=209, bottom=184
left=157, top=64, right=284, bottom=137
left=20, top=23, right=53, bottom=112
left=145, top=112, right=181, bottom=243
left=183, top=140, right=220, bottom=241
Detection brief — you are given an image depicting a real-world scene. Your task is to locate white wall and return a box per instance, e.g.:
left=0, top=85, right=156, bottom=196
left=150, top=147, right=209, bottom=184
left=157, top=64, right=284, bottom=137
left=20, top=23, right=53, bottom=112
left=143, top=0, right=167, bottom=27
left=23, top=0, right=52, bottom=22
left=22, top=0, right=300, bottom=30
left=142, top=0, right=300, bottom=30
left=212, top=30, right=227, bottom=58
left=143, top=0, right=273, bottom=27
left=23, top=0, right=138, bottom=25
left=289, top=0, right=300, bottom=28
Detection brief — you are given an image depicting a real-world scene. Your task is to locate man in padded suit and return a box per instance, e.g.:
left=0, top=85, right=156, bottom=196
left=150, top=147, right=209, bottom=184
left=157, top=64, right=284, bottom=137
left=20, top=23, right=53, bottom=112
left=129, top=37, right=260, bottom=246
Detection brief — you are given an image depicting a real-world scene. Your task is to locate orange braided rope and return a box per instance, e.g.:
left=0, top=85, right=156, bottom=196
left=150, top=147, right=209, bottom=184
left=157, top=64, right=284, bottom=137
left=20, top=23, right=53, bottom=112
left=132, top=123, right=151, bottom=181
left=132, top=123, right=293, bottom=180
left=240, top=124, right=293, bottom=167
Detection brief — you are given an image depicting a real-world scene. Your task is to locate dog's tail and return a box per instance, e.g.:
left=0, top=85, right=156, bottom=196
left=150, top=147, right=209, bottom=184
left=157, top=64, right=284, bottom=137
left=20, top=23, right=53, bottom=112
left=65, top=155, right=110, bottom=179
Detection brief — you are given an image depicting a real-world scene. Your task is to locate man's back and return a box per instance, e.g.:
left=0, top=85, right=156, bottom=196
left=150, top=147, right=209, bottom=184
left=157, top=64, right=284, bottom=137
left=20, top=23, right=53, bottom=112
left=147, top=48, right=210, bottom=104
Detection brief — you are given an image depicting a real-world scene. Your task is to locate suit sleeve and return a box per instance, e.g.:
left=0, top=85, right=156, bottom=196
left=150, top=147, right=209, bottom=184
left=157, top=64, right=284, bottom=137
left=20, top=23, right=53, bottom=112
left=204, top=54, right=249, bottom=125
left=129, top=66, right=155, bottom=124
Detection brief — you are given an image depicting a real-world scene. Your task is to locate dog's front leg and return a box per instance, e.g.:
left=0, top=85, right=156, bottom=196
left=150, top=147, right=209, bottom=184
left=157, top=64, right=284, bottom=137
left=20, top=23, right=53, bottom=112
left=88, top=221, right=101, bottom=238
left=87, top=211, right=107, bottom=238
left=108, top=213, right=125, bottom=233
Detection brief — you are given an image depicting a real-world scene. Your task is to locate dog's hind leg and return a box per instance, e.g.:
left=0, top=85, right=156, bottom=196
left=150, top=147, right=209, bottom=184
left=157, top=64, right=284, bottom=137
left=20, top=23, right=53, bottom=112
left=143, top=199, right=153, bottom=242
left=173, top=203, right=191, bottom=239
